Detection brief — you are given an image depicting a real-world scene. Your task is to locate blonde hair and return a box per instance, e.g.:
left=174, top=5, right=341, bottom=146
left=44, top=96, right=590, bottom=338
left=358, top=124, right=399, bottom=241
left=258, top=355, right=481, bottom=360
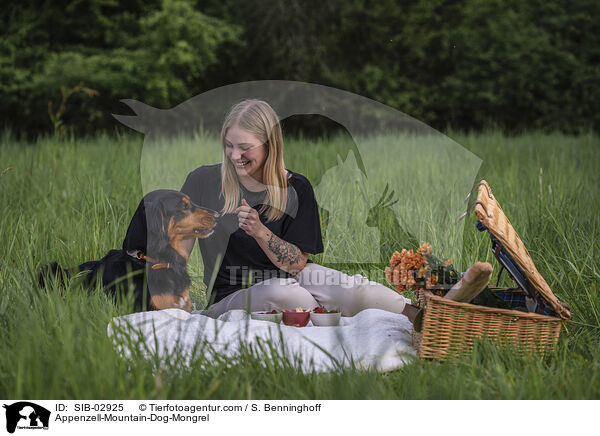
left=220, top=99, right=287, bottom=222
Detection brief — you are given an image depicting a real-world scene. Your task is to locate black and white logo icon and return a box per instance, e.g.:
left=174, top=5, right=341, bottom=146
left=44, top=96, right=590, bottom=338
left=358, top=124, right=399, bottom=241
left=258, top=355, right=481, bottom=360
left=3, top=402, right=50, bottom=433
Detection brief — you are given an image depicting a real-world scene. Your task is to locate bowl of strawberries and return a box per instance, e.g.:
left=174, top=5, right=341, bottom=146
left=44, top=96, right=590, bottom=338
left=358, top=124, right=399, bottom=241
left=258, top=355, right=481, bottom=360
left=282, top=307, right=311, bottom=327
left=310, top=307, right=341, bottom=326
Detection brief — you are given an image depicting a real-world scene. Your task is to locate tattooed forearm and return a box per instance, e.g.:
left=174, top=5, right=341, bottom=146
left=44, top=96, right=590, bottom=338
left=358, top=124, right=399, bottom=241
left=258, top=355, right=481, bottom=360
left=267, top=232, right=302, bottom=265
left=256, top=229, right=308, bottom=274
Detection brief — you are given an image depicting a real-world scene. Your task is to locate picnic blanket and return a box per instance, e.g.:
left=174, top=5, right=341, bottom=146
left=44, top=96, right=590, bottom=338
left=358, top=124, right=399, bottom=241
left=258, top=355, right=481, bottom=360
left=107, top=308, right=416, bottom=373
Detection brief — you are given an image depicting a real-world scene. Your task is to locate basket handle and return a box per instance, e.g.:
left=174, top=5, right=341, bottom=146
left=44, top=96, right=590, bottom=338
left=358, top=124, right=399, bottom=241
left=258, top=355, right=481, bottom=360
left=464, top=181, right=493, bottom=203
left=456, top=200, right=493, bottom=223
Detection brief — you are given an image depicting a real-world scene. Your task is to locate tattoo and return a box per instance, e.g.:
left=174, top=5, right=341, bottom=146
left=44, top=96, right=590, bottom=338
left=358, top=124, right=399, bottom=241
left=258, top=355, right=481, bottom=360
left=267, top=232, right=302, bottom=265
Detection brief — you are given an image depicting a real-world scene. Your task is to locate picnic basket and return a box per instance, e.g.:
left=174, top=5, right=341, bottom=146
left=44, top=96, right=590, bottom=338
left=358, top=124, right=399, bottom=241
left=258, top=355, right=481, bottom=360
left=411, top=180, right=571, bottom=360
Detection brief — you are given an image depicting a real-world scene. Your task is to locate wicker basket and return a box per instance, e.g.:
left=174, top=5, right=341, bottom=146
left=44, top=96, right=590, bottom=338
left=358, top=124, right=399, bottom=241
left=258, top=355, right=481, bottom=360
left=411, top=180, right=570, bottom=360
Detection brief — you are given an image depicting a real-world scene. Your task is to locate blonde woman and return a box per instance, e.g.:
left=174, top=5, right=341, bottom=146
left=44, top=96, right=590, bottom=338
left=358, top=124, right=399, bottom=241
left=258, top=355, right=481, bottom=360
left=181, top=99, right=490, bottom=322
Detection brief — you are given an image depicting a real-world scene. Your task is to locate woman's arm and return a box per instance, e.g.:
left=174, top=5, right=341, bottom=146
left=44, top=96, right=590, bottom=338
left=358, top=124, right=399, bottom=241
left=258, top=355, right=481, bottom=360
left=235, top=199, right=308, bottom=275
left=254, top=228, right=309, bottom=275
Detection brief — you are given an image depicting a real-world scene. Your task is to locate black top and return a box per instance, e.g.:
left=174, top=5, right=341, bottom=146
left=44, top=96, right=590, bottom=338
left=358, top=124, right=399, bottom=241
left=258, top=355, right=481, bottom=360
left=180, top=164, right=323, bottom=304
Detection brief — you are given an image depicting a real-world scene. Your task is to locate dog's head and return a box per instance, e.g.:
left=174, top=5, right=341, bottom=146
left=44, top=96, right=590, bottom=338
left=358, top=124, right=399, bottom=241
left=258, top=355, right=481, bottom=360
left=122, top=190, right=219, bottom=257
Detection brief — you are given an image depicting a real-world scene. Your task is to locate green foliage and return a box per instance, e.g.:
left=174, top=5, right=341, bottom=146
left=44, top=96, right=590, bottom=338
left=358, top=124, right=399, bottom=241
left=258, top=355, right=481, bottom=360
left=1, top=0, right=599, bottom=136
left=0, top=0, right=240, bottom=137
left=322, top=0, right=600, bottom=133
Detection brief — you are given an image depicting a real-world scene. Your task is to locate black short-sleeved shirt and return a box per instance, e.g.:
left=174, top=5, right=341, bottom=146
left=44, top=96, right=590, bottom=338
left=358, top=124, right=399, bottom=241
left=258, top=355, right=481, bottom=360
left=181, top=163, right=323, bottom=304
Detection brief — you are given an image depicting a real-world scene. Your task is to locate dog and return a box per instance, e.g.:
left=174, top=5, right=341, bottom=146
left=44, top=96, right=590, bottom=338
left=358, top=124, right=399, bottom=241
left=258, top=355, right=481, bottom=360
left=38, top=190, right=219, bottom=312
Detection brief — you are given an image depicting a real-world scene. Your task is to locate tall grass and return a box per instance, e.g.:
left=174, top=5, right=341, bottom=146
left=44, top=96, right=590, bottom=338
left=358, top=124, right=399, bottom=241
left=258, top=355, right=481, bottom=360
left=0, top=130, right=599, bottom=399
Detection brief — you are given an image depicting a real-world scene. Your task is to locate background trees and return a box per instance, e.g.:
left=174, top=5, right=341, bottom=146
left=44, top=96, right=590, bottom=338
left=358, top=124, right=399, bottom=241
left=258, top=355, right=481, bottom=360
left=1, top=0, right=598, bottom=137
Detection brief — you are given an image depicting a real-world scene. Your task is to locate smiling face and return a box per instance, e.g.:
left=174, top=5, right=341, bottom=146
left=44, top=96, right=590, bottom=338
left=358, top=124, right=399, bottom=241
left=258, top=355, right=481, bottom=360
left=224, top=125, right=268, bottom=183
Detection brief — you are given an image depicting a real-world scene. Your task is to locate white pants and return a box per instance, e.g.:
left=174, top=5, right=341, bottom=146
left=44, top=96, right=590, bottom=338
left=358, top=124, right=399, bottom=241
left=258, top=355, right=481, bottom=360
left=205, top=263, right=410, bottom=318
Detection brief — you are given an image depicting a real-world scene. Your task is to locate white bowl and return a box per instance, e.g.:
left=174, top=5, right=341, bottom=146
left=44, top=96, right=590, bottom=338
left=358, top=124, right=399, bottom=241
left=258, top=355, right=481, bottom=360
left=250, top=311, right=282, bottom=323
left=310, top=311, right=341, bottom=326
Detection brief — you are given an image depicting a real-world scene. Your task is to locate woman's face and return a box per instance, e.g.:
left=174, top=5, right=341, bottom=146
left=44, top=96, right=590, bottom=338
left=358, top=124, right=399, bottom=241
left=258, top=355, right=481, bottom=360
left=224, top=125, right=268, bottom=182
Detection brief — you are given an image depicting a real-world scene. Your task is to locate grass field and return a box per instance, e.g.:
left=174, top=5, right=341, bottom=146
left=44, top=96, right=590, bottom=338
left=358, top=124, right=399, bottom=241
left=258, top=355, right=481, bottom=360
left=1, top=129, right=599, bottom=399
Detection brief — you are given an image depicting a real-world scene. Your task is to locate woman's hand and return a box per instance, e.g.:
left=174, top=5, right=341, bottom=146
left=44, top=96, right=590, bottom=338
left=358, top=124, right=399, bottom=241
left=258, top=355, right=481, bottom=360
left=236, top=198, right=308, bottom=275
left=235, top=198, right=267, bottom=239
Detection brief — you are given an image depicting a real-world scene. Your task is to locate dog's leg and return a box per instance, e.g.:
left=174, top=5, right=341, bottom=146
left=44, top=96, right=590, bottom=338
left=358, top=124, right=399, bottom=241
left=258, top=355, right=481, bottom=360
left=179, top=288, right=192, bottom=312
left=150, top=292, right=191, bottom=312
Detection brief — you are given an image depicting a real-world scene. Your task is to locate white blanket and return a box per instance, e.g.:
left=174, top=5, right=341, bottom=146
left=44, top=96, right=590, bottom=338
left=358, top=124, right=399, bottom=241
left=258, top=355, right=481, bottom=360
left=107, top=308, right=416, bottom=373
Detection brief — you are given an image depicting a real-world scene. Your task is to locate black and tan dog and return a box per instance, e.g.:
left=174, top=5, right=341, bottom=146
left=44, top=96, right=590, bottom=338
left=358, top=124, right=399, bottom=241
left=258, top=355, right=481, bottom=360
left=38, top=190, right=219, bottom=312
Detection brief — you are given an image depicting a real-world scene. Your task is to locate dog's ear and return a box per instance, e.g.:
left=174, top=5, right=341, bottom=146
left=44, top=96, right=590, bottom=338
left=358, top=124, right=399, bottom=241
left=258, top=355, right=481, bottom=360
left=145, top=199, right=169, bottom=256
left=122, top=198, right=149, bottom=252
left=145, top=200, right=165, bottom=236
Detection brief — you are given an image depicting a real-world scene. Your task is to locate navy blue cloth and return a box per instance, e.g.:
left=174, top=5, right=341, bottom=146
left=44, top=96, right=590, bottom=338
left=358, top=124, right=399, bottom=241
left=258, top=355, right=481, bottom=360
left=477, top=220, right=556, bottom=316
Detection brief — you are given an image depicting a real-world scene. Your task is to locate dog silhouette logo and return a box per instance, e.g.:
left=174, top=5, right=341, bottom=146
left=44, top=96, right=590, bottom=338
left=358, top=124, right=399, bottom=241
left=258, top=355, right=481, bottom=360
left=3, top=402, right=50, bottom=433
left=113, top=80, right=482, bottom=269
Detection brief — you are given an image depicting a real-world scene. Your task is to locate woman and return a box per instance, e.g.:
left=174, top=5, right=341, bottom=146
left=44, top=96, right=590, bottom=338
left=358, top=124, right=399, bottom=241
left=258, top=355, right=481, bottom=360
left=180, top=99, right=489, bottom=321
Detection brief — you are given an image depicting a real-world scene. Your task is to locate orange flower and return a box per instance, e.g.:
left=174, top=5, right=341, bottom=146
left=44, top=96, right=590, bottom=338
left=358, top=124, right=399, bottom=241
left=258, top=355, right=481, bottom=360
left=385, top=266, right=393, bottom=282
left=417, top=242, right=432, bottom=255
left=386, top=242, right=438, bottom=292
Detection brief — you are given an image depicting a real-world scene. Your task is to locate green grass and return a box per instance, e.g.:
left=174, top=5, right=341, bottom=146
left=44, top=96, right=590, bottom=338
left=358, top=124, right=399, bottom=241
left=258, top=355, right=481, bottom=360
left=1, top=129, right=599, bottom=399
